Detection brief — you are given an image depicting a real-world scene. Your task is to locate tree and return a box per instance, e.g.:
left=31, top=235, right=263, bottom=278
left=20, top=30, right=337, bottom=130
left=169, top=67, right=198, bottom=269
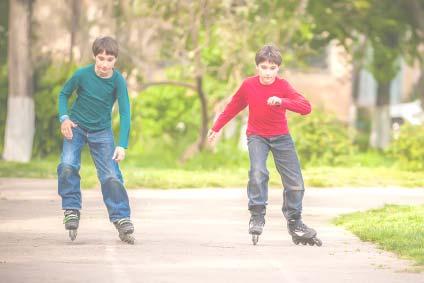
left=404, top=0, right=424, bottom=105
left=134, top=0, right=225, bottom=161
left=133, top=0, right=314, bottom=159
left=308, top=0, right=423, bottom=149
left=3, top=0, right=35, bottom=162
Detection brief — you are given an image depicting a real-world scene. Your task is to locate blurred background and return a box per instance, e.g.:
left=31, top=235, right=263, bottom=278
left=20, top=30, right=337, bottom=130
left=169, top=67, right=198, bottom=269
left=0, top=0, right=423, bottom=188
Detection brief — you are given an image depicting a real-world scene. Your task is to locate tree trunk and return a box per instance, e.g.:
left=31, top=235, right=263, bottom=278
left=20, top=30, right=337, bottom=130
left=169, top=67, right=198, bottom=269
left=69, top=0, right=81, bottom=62
left=179, top=76, right=209, bottom=163
left=3, top=0, right=34, bottom=162
left=411, top=69, right=424, bottom=105
left=369, top=82, right=391, bottom=149
left=179, top=1, right=210, bottom=162
left=349, top=64, right=361, bottom=132
left=196, top=76, right=208, bottom=151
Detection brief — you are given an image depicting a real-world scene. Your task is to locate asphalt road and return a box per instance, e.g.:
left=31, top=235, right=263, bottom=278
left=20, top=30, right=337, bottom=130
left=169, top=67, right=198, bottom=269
left=0, top=178, right=423, bottom=283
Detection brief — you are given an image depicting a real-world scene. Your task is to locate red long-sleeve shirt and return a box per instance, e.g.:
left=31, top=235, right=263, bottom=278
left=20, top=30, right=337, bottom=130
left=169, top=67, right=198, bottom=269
left=212, top=75, right=311, bottom=136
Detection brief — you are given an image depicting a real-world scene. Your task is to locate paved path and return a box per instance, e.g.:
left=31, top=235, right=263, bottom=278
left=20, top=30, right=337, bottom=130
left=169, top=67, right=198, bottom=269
left=0, top=178, right=423, bottom=283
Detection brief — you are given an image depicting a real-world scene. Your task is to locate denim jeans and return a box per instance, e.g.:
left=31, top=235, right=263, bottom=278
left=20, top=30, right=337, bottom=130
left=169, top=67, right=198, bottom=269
left=247, top=134, right=304, bottom=221
left=57, top=126, right=131, bottom=222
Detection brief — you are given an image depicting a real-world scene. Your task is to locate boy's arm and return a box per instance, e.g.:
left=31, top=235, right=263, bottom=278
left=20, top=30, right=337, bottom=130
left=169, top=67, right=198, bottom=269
left=58, top=71, right=80, bottom=121
left=211, top=83, right=248, bottom=132
left=116, top=75, right=131, bottom=149
left=280, top=82, right=311, bottom=115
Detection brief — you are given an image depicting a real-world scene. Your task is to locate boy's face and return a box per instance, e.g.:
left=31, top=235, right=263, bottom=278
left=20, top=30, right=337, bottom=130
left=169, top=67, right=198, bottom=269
left=94, top=51, right=116, bottom=78
left=256, top=60, right=280, bottom=85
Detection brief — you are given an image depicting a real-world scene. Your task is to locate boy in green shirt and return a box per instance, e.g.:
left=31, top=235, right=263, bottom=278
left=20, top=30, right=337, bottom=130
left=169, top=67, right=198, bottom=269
left=58, top=36, right=134, bottom=244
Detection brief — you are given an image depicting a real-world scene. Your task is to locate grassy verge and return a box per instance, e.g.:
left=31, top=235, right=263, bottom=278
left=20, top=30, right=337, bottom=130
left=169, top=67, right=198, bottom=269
left=304, top=166, right=424, bottom=188
left=1, top=158, right=424, bottom=189
left=334, top=204, right=424, bottom=269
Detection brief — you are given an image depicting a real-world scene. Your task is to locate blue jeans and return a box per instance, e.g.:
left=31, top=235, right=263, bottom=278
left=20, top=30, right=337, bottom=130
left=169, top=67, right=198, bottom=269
left=57, top=126, right=131, bottom=222
left=247, top=134, right=304, bottom=221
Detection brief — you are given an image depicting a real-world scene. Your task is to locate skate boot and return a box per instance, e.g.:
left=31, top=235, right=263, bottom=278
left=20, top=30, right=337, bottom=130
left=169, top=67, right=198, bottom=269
left=249, top=214, right=265, bottom=245
left=287, top=219, right=322, bottom=246
left=63, top=209, right=80, bottom=241
left=114, top=218, right=135, bottom=245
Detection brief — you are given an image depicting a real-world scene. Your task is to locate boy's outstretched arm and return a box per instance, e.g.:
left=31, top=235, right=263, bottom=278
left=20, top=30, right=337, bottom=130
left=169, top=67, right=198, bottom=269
left=208, top=83, right=248, bottom=143
left=114, top=75, right=131, bottom=162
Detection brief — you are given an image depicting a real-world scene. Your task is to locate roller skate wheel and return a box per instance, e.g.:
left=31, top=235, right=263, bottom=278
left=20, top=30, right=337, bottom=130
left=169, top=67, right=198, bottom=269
left=292, top=238, right=300, bottom=245
left=252, top=234, right=259, bottom=245
left=125, top=235, right=135, bottom=245
left=69, top=229, right=77, bottom=241
left=120, top=233, right=135, bottom=245
left=313, top=238, right=322, bottom=247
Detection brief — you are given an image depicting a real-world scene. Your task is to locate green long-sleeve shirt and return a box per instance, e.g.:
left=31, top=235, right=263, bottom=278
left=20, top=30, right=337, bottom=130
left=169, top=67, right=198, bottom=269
left=58, top=64, right=130, bottom=148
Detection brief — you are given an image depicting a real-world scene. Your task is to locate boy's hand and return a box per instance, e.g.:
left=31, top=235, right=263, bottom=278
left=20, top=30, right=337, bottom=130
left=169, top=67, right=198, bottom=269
left=267, top=96, right=282, bottom=106
left=61, top=119, right=77, bottom=140
left=112, top=146, right=126, bottom=162
left=207, top=129, right=218, bottom=143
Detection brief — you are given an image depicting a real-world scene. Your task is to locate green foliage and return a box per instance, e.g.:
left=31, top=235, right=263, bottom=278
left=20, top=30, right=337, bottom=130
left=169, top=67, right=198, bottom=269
left=124, top=139, right=248, bottom=170
left=122, top=65, right=232, bottom=152
left=387, top=123, right=424, bottom=171
left=184, top=141, right=249, bottom=170
left=0, top=0, right=8, bottom=66
left=307, top=0, right=422, bottom=84
left=345, top=150, right=393, bottom=167
left=126, top=82, right=199, bottom=150
left=3, top=0, right=421, bottom=171
left=244, top=0, right=316, bottom=69
left=32, top=61, right=77, bottom=157
left=289, top=110, right=356, bottom=166
left=353, top=107, right=372, bottom=150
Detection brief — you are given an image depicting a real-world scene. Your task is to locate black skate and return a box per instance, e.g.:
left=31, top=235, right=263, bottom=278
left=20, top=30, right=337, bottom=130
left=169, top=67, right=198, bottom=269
left=63, top=209, right=80, bottom=241
left=114, top=218, right=135, bottom=245
left=287, top=219, right=322, bottom=246
left=249, top=215, right=265, bottom=245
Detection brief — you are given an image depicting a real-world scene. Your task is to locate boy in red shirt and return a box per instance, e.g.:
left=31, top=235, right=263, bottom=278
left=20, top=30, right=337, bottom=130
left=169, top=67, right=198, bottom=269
left=208, top=44, right=321, bottom=246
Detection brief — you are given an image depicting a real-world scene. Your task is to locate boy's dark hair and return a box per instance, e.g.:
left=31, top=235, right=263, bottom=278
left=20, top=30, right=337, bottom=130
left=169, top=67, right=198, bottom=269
left=92, top=36, right=119, bottom=57
left=255, top=44, right=282, bottom=66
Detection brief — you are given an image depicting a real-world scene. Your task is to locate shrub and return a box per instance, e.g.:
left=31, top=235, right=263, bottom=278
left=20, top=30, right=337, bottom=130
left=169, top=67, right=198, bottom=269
left=387, top=123, right=424, bottom=171
left=289, top=110, right=356, bottom=166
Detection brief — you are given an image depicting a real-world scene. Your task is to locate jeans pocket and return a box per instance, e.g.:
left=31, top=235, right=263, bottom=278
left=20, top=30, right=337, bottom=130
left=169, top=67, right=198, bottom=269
left=247, top=135, right=259, bottom=143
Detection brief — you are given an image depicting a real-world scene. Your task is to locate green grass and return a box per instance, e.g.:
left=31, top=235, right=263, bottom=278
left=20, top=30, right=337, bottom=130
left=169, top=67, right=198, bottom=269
left=304, top=166, right=424, bottom=188
left=334, top=204, right=424, bottom=268
left=1, top=158, right=424, bottom=189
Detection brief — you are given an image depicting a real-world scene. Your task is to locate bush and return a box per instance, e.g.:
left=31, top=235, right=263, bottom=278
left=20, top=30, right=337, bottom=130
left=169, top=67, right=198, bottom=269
left=126, top=84, right=199, bottom=149
left=33, top=61, right=77, bottom=157
left=289, top=110, right=356, bottom=166
left=387, top=123, right=424, bottom=171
